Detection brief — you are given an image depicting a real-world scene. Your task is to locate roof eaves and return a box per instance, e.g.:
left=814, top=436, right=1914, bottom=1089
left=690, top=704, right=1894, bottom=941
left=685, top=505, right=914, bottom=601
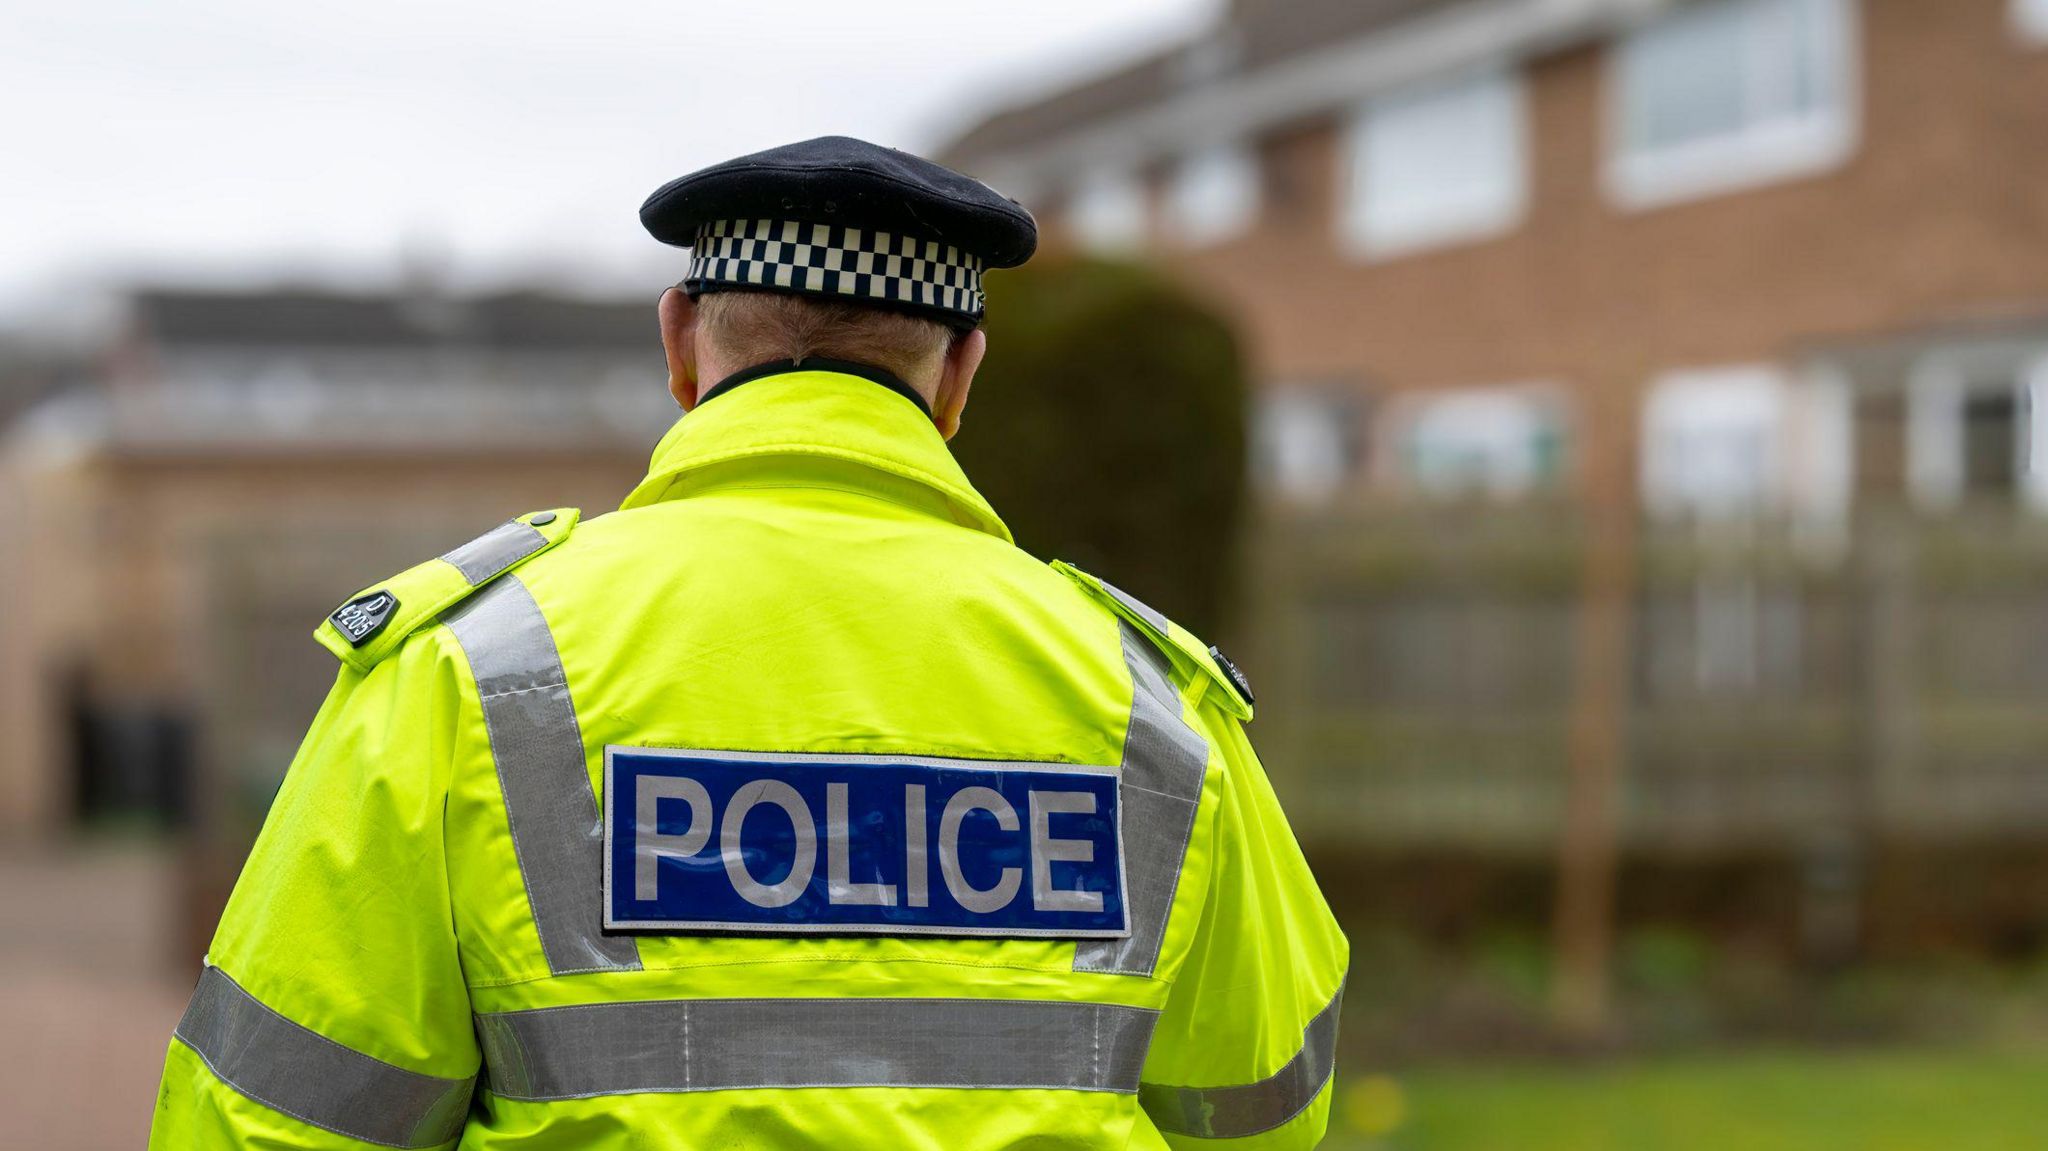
left=955, top=0, right=1651, bottom=187
left=942, top=47, right=1184, bottom=169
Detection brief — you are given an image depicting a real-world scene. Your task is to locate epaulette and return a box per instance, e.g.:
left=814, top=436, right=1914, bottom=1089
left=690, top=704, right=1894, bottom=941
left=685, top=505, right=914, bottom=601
left=1051, top=560, right=1254, bottom=721
left=313, top=509, right=580, bottom=673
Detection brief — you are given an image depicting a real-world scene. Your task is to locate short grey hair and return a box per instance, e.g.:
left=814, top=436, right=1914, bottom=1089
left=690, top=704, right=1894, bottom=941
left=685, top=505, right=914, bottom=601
left=697, top=292, right=955, bottom=385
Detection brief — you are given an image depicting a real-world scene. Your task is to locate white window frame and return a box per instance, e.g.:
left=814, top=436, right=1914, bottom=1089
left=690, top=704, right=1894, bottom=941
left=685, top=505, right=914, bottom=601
left=1166, top=141, right=1260, bottom=247
left=1789, top=365, right=1855, bottom=529
left=1641, top=364, right=1831, bottom=520
left=1908, top=349, right=2048, bottom=511
left=1606, top=0, right=1860, bottom=212
left=1384, top=383, right=1569, bottom=501
left=2019, top=0, right=2048, bottom=43
left=1066, top=170, right=1148, bottom=253
left=1340, top=68, right=1528, bottom=261
left=2026, top=355, right=2048, bottom=510
left=1252, top=389, right=1358, bottom=502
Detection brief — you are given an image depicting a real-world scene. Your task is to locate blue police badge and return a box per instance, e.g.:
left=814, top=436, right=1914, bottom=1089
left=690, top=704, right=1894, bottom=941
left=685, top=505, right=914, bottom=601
left=603, top=747, right=1128, bottom=938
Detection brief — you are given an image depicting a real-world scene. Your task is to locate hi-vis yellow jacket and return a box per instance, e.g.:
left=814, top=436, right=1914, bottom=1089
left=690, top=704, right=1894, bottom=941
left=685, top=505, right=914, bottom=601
left=150, top=366, right=1348, bottom=1150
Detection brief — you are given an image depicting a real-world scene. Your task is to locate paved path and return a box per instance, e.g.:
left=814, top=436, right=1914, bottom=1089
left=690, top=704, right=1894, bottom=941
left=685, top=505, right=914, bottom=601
left=0, top=845, right=193, bottom=1149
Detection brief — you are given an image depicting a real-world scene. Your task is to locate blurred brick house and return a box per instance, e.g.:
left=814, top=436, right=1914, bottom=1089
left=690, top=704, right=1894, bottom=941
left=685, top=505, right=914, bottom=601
left=946, top=0, right=2048, bottom=521
left=0, top=288, right=672, bottom=842
left=947, top=0, right=2048, bottom=938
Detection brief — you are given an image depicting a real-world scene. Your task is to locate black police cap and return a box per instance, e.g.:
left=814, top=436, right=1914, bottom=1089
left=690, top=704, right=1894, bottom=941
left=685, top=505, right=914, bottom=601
left=641, top=136, right=1037, bottom=329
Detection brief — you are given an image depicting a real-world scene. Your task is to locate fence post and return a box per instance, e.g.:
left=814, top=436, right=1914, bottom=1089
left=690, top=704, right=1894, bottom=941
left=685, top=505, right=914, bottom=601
left=1864, top=513, right=1917, bottom=852
left=1551, top=486, right=1636, bottom=1034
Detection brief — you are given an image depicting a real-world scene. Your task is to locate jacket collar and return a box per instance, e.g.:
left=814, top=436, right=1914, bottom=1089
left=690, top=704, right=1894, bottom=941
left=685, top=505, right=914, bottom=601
left=696, top=356, right=933, bottom=418
left=620, top=366, right=1011, bottom=544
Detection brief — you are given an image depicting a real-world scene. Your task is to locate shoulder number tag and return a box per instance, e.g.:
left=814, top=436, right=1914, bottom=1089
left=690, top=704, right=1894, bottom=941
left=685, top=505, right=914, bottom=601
left=603, top=747, right=1128, bottom=938
left=329, top=591, right=398, bottom=647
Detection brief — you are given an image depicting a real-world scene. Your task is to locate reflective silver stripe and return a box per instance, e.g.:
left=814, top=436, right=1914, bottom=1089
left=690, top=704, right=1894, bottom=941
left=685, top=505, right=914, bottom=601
left=440, top=520, right=548, bottom=586
left=1074, top=623, right=1209, bottom=976
left=1097, top=578, right=1173, bottom=638
left=174, top=966, right=474, bottom=1148
left=1138, top=981, right=1345, bottom=1139
left=475, top=997, right=1159, bottom=1100
left=445, top=575, right=641, bottom=974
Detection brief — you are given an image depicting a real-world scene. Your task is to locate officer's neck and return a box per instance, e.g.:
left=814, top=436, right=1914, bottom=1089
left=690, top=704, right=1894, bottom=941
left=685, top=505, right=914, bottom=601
left=693, top=356, right=934, bottom=419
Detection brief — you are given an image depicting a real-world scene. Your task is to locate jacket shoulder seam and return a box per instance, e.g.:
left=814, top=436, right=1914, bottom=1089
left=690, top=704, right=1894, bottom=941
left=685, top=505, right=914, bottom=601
left=312, top=510, right=580, bottom=672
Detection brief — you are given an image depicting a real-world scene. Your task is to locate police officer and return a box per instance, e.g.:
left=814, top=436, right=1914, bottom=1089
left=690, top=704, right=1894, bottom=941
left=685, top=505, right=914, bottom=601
left=150, top=136, right=1347, bottom=1150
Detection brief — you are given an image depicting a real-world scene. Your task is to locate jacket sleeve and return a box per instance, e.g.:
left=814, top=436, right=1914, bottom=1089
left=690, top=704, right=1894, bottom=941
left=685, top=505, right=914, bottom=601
left=1140, top=706, right=1349, bottom=1150
left=150, top=635, right=480, bottom=1149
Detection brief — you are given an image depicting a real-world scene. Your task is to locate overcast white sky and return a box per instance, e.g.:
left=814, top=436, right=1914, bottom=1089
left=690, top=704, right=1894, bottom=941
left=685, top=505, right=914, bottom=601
left=0, top=0, right=1210, bottom=317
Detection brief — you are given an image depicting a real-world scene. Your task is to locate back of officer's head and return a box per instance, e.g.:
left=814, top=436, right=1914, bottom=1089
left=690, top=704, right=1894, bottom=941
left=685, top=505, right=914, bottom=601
left=698, top=291, right=954, bottom=389
left=659, top=287, right=987, bottom=439
left=642, top=139, right=1035, bottom=438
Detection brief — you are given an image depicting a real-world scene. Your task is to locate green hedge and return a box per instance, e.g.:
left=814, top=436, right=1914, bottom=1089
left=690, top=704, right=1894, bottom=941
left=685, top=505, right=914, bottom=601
left=955, top=256, right=1247, bottom=636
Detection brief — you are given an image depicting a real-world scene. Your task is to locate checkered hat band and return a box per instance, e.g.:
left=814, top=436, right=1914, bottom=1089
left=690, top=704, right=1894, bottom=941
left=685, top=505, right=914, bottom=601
left=686, top=219, right=986, bottom=320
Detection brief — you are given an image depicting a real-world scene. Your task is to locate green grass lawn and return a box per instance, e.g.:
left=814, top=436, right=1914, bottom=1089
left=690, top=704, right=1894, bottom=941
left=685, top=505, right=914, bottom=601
left=1325, top=1046, right=2048, bottom=1151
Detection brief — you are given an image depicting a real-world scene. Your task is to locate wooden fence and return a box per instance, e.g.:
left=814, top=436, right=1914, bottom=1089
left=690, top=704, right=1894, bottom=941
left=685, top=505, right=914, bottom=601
left=1246, top=505, right=2048, bottom=856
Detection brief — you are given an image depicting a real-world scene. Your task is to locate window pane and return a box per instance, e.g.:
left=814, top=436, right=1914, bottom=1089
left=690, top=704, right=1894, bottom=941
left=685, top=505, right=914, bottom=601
left=1962, top=389, right=2019, bottom=495
left=1610, top=0, right=1853, bottom=207
left=2021, top=0, right=2048, bottom=40
left=1620, top=0, right=1845, bottom=154
left=1642, top=368, right=1788, bottom=516
left=1399, top=388, right=1565, bottom=500
left=1067, top=172, right=1146, bottom=252
left=1752, top=0, right=1832, bottom=120
left=1625, top=1, right=1751, bottom=151
left=1254, top=392, right=1356, bottom=500
left=1345, top=70, right=1524, bottom=256
left=1168, top=143, right=1259, bottom=246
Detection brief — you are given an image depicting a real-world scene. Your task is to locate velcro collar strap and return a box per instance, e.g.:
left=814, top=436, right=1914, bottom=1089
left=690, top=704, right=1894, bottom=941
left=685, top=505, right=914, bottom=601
left=1052, top=560, right=1253, bottom=721
left=314, top=509, right=580, bottom=673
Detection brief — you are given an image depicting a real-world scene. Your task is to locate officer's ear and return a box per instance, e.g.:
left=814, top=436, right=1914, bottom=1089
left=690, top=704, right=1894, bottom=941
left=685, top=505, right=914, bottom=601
left=659, top=287, right=701, bottom=411
left=934, top=327, right=984, bottom=441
